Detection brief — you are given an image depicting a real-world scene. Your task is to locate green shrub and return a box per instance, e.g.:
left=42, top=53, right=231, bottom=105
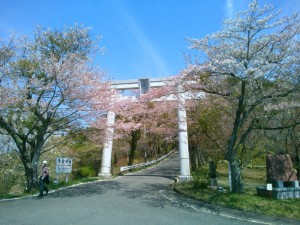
left=75, top=166, right=95, bottom=178
left=192, top=167, right=209, bottom=189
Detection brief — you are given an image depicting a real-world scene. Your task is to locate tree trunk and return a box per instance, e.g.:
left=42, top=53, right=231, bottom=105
left=189, top=145, right=197, bottom=171
left=295, top=145, right=300, bottom=178
left=24, top=166, right=34, bottom=192
left=128, top=130, right=141, bottom=166
left=128, top=144, right=136, bottom=166
left=228, top=159, right=244, bottom=193
left=190, top=143, right=206, bottom=171
left=23, top=161, right=39, bottom=192
left=196, top=143, right=206, bottom=166
left=227, top=145, right=244, bottom=193
left=226, top=80, right=246, bottom=193
left=227, top=132, right=244, bottom=193
left=19, top=144, right=42, bottom=192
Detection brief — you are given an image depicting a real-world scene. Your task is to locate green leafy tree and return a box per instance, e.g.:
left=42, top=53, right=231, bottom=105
left=188, top=96, right=230, bottom=171
left=54, top=128, right=104, bottom=178
left=186, top=1, right=300, bottom=193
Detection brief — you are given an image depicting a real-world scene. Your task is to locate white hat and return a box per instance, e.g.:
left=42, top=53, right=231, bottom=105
left=42, top=160, right=47, bottom=164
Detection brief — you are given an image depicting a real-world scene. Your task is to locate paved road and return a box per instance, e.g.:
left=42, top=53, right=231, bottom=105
left=0, top=151, right=298, bottom=225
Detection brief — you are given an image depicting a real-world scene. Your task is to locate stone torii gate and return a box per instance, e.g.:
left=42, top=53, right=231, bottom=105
left=98, top=78, right=204, bottom=181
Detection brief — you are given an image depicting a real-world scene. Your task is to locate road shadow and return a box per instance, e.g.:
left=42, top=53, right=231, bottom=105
left=42, top=180, right=122, bottom=199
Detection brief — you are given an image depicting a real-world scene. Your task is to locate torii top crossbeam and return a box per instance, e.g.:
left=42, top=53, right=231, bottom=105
left=111, top=78, right=169, bottom=91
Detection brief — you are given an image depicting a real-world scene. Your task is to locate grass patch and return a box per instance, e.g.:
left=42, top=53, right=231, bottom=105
left=175, top=161, right=300, bottom=219
left=0, top=193, right=23, bottom=200
left=0, top=177, right=101, bottom=200
left=175, top=183, right=300, bottom=219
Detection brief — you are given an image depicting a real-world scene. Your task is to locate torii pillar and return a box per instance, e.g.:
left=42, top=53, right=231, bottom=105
left=177, top=84, right=191, bottom=181
left=98, top=111, right=115, bottom=178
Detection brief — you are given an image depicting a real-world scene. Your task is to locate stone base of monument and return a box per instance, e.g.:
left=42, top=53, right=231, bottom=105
left=210, top=178, right=218, bottom=187
left=256, top=180, right=300, bottom=199
left=177, top=175, right=192, bottom=182
left=98, top=173, right=112, bottom=179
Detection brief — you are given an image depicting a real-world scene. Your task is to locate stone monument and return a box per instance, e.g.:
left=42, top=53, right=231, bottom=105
left=266, top=154, right=298, bottom=184
left=257, top=154, right=299, bottom=199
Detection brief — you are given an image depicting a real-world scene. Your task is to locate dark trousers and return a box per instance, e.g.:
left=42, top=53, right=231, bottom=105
left=39, top=178, right=49, bottom=195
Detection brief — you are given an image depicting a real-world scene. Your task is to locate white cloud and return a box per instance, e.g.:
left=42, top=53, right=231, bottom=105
left=118, top=7, right=170, bottom=77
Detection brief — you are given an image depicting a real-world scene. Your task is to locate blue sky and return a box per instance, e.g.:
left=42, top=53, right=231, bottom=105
left=0, top=0, right=299, bottom=80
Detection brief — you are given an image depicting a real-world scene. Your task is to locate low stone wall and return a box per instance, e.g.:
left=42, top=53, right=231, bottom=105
left=256, top=180, right=300, bottom=199
left=256, top=186, right=300, bottom=199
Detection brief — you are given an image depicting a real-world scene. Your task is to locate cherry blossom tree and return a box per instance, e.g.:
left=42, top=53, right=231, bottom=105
left=186, top=1, right=300, bottom=193
left=0, top=25, right=111, bottom=191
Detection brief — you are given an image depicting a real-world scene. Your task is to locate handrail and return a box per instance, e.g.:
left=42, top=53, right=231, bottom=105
left=120, top=149, right=175, bottom=172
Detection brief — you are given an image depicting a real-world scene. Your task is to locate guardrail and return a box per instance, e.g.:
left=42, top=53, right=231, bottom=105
left=120, top=149, right=176, bottom=172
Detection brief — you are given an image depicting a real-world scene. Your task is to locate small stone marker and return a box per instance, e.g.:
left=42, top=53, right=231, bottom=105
left=209, top=161, right=217, bottom=186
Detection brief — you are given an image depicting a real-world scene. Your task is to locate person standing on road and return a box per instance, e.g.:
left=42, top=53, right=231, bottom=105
left=38, top=160, right=49, bottom=197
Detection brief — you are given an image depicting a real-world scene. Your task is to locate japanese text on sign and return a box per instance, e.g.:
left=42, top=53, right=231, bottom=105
left=56, top=157, right=72, bottom=174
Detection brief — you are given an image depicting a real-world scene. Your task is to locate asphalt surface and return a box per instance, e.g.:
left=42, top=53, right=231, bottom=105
left=0, top=151, right=299, bottom=225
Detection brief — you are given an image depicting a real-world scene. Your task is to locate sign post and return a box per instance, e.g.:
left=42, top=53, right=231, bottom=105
left=56, top=157, right=73, bottom=183
left=267, top=183, right=273, bottom=199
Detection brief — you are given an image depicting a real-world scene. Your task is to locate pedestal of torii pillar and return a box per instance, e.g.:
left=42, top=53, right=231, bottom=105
left=98, top=78, right=204, bottom=181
